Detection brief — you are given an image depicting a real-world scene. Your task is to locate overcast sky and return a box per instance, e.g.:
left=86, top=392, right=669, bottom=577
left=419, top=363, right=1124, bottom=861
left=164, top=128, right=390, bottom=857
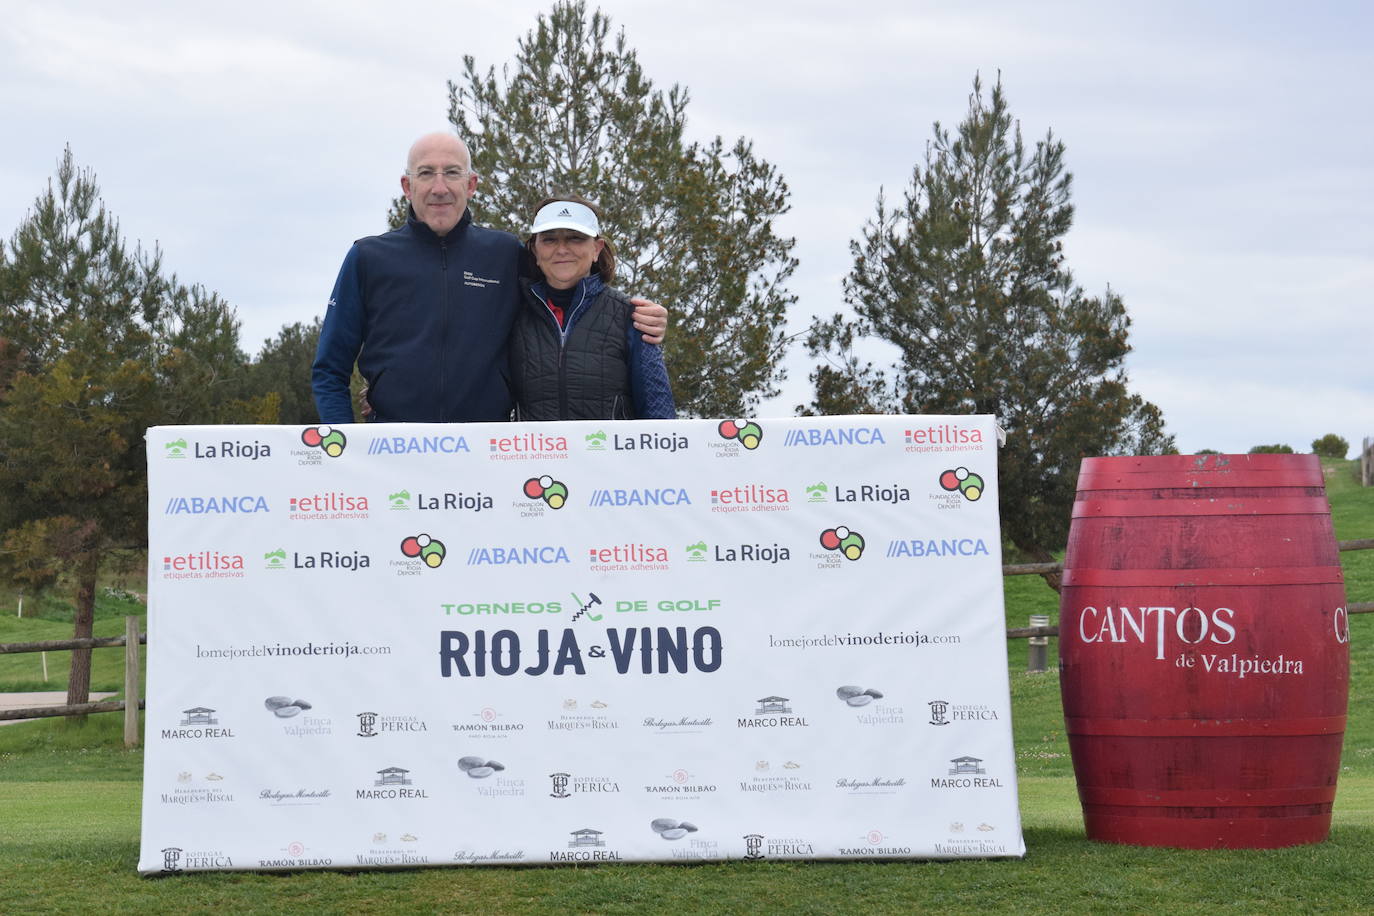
left=3, top=0, right=1370, bottom=455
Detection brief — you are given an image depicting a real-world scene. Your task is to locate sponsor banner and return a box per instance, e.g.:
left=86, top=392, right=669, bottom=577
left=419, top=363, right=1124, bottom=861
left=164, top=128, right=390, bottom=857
left=139, top=416, right=1022, bottom=873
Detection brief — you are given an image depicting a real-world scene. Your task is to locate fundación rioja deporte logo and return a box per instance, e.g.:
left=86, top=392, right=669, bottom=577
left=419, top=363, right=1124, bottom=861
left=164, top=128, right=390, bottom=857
left=400, top=533, right=446, bottom=568
left=717, top=419, right=763, bottom=450
left=938, top=467, right=984, bottom=501
left=818, top=526, right=865, bottom=561
left=300, top=425, right=347, bottom=458
left=523, top=476, right=569, bottom=509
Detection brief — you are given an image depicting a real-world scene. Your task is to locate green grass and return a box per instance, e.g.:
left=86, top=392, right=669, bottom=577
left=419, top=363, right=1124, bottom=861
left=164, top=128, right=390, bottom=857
left=2, top=457, right=1373, bottom=913
left=3, top=774, right=1374, bottom=914
left=0, top=586, right=146, bottom=692
left=1328, top=457, right=1374, bottom=607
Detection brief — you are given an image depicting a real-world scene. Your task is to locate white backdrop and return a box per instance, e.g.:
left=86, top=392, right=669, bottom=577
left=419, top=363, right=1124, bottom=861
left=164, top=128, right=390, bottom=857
left=138, top=415, right=1023, bottom=873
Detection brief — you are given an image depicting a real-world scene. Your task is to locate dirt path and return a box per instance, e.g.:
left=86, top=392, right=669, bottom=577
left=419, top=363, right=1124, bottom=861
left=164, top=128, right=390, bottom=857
left=0, top=691, right=116, bottom=726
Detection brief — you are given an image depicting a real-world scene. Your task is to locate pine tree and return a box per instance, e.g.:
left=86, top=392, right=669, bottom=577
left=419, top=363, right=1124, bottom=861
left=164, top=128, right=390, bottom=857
left=429, top=1, right=797, bottom=417
left=805, top=76, right=1174, bottom=560
left=0, top=148, right=272, bottom=705
left=247, top=318, right=323, bottom=425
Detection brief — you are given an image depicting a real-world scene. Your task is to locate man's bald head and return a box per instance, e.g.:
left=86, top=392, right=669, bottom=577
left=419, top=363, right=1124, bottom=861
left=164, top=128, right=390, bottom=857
left=401, top=133, right=479, bottom=236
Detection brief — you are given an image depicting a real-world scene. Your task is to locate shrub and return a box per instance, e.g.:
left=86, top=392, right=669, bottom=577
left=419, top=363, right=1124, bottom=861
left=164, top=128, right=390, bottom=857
left=1311, top=434, right=1350, bottom=459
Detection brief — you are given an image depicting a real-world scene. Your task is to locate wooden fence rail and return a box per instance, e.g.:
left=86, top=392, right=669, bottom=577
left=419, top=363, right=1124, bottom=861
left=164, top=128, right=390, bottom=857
left=0, top=616, right=144, bottom=747
left=0, top=632, right=148, bottom=654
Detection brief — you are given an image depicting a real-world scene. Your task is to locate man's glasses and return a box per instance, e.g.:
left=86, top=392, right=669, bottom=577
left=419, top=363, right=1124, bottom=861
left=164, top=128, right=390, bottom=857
left=408, top=167, right=470, bottom=184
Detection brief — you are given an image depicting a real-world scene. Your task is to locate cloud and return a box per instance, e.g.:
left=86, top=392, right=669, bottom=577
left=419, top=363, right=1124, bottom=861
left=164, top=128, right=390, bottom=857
left=1, top=0, right=1370, bottom=456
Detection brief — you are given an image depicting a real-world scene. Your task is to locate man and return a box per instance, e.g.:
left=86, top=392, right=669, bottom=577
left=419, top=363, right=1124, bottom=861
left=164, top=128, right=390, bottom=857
left=312, top=132, right=666, bottom=424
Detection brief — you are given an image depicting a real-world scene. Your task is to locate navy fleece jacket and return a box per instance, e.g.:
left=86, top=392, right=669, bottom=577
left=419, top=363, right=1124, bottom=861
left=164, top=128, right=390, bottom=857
left=312, top=209, right=523, bottom=424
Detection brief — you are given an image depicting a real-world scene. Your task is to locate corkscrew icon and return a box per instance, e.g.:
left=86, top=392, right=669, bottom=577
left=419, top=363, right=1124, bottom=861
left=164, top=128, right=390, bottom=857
left=571, top=592, right=603, bottom=622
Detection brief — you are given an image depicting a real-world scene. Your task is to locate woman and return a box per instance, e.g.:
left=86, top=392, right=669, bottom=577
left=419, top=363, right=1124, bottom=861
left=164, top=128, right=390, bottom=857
left=510, top=196, right=675, bottom=420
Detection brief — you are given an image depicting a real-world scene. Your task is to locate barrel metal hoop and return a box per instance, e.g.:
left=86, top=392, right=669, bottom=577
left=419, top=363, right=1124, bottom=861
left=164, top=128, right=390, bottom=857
left=1076, top=470, right=1326, bottom=490
left=1079, top=454, right=1321, bottom=476
left=1060, top=566, right=1345, bottom=587
left=1065, top=715, right=1347, bottom=737
left=1072, top=497, right=1333, bottom=518
left=1077, top=785, right=1338, bottom=807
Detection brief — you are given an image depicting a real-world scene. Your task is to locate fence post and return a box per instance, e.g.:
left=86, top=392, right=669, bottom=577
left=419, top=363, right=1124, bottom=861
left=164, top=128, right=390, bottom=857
left=124, top=615, right=141, bottom=748
left=1027, top=614, right=1050, bottom=672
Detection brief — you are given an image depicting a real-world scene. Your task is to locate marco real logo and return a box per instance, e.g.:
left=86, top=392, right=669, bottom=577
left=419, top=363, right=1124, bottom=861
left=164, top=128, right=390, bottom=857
left=163, top=706, right=234, bottom=740
left=300, top=426, right=346, bottom=458
left=739, top=695, right=808, bottom=729
left=932, top=755, right=1005, bottom=790
left=552, top=828, right=623, bottom=862
left=358, top=766, right=429, bottom=800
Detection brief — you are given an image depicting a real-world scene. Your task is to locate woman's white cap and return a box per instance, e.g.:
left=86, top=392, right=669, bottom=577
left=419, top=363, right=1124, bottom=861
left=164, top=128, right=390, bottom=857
left=530, top=200, right=600, bottom=236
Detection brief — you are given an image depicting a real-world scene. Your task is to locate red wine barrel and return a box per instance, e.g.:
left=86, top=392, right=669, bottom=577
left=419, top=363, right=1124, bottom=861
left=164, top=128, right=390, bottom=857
left=1058, top=453, right=1349, bottom=848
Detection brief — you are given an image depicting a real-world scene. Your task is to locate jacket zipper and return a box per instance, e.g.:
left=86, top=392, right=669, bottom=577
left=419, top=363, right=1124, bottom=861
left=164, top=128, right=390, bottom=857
left=555, top=284, right=594, bottom=420
left=439, top=239, right=448, bottom=422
